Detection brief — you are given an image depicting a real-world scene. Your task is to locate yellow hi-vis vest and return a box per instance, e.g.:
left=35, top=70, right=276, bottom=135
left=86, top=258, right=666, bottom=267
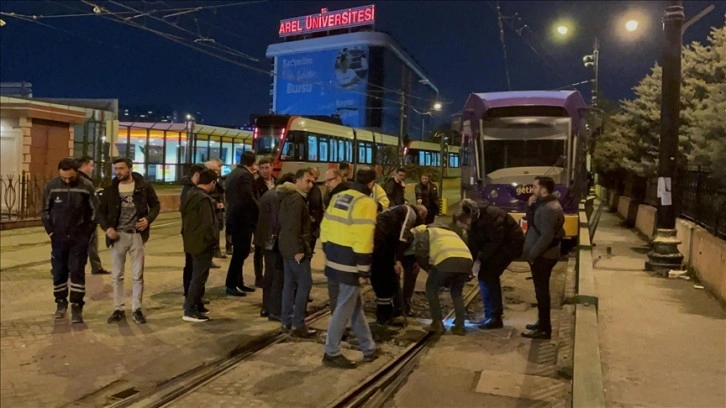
left=320, top=188, right=378, bottom=283
left=428, top=227, right=473, bottom=267
left=371, top=183, right=390, bottom=211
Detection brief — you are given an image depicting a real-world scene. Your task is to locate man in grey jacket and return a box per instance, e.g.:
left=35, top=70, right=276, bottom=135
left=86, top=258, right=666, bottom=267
left=521, top=176, right=564, bottom=340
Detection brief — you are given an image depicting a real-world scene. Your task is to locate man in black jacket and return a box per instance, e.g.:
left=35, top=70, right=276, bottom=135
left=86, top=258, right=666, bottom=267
left=42, top=158, right=98, bottom=324
left=307, top=167, right=324, bottom=254
left=253, top=158, right=277, bottom=287
left=180, top=164, right=205, bottom=300
left=278, top=168, right=316, bottom=338
left=181, top=169, right=219, bottom=322
left=224, top=151, right=259, bottom=296
left=205, top=159, right=226, bottom=263
left=415, top=173, right=439, bottom=224
left=255, top=172, right=295, bottom=321
left=97, top=158, right=160, bottom=325
left=454, top=199, right=524, bottom=330
left=383, top=168, right=407, bottom=207
left=77, top=155, right=110, bottom=275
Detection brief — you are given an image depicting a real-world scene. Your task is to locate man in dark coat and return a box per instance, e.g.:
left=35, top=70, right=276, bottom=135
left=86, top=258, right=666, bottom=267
left=205, top=159, right=226, bottom=262
left=454, top=199, right=524, bottom=330
left=253, top=158, right=277, bottom=287
left=383, top=168, right=407, bottom=207
left=181, top=169, right=219, bottom=322
left=307, top=167, right=324, bottom=254
left=76, top=155, right=110, bottom=275
left=224, top=151, right=259, bottom=296
left=415, top=173, right=439, bottom=224
left=180, top=164, right=205, bottom=300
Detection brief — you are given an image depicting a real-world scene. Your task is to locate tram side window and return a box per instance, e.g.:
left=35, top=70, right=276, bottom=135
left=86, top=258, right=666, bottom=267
left=344, top=140, right=353, bottom=162
left=281, top=131, right=305, bottom=161
left=319, top=136, right=329, bottom=162
left=330, top=138, right=339, bottom=162
left=308, top=134, right=318, bottom=161
left=358, top=142, right=373, bottom=164
left=449, top=153, right=460, bottom=168
left=432, top=152, right=440, bottom=167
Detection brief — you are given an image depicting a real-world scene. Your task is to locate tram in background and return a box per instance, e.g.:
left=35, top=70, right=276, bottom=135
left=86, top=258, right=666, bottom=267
left=252, top=114, right=461, bottom=181
left=460, top=90, right=589, bottom=242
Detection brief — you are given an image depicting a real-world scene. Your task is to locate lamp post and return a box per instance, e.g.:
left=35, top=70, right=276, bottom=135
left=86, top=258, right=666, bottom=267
left=582, top=38, right=600, bottom=108
left=646, top=1, right=685, bottom=275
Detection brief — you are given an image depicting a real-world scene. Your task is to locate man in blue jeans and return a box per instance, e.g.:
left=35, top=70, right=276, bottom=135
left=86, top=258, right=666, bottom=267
left=320, top=167, right=380, bottom=369
left=278, top=168, right=316, bottom=338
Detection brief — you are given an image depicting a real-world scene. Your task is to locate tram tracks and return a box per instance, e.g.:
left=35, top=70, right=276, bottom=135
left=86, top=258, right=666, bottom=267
left=329, top=285, right=481, bottom=408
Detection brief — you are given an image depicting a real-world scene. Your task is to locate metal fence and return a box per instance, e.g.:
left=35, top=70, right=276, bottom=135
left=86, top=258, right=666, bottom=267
left=602, top=169, right=726, bottom=239
left=0, top=173, right=48, bottom=221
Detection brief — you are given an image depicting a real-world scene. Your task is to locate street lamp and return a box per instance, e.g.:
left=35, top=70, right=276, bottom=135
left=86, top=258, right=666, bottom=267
left=557, top=25, right=569, bottom=35
left=625, top=19, right=639, bottom=32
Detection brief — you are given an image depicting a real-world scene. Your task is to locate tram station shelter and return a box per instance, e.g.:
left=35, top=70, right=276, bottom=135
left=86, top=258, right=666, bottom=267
left=266, top=4, right=439, bottom=139
left=116, top=122, right=253, bottom=182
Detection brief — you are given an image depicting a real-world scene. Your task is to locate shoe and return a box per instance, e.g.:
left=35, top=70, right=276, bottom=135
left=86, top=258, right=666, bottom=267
left=214, top=250, right=226, bottom=259
left=268, top=314, right=281, bottom=322
left=526, top=321, right=540, bottom=331
left=201, top=298, right=210, bottom=305
left=240, top=285, right=256, bottom=293
left=54, top=301, right=68, bottom=319
left=92, top=268, right=111, bottom=275
left=363, top=348, right=382, bottom=362
left=281, top=324, right=292, bottom=333
left=478, top=318, right=504, bottom=330
left=424, top=322, right=445, bottom=334
left=133, top=309, right=147, bottom=324
left=183, top=312, right=210, bottom=322
left=107, top=310, right=125, bottom=323
left=521, top=329, right=551, bottom=340
left=71, top=304, right=83, bottom=324
left=260, top=310, right=269, bottom=318
left=198, top=304, right=210, bottom=315
left=292, top=326, right=316, bottom=338
left=322, top=353, right=356, bottom=369
left=226, top=287, right=247, bottom=297
left=450, top=325, right=466, bottom=336
left=211, top=262, right=221, bottom=269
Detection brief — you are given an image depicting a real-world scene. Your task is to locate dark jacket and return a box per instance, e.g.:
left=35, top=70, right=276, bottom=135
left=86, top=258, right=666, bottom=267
left=225, top=165, right=259, bottom=230
left=78, top=171, right=96, bottom=188
left=179, top=176, right=196, bottom=234
left=254, top=182, right=296, bottom=248
left=308, top=184, right=324, bottom=238
left=181, top=186, right=218, bottom=255
left=41, top=176, right=98, bottom=238
left=523, top=195, right=565, bottom=262
left=323, top=181, right=350, bottom=210
left=277, top=182, right=312, bottom=259
left=254, top=175, right=277, bottom=199
left=375, top=205, right=423, bottom=261
left=384, top=177, right=406, bottom=206
left=416, top=182, right=439, bottom=211
left=97, top=172, right=160, bottom=247
left=467, top=201, right=524, bottom=275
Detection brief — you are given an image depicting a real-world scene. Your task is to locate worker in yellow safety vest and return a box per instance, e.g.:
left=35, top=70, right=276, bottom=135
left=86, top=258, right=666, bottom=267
left=410, top=224, right=473, bottom=336
left=370, top=181, right=390, bottom=213
left=321, top=166, right=381, bottom=369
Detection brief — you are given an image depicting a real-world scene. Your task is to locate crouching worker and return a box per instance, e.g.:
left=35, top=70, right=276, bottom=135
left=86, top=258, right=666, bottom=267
left=411, top=224, right=473, bottom=336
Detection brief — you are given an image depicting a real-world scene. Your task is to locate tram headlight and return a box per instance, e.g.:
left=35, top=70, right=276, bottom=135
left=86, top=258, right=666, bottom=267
left=488, top=190, right=498, bottom=199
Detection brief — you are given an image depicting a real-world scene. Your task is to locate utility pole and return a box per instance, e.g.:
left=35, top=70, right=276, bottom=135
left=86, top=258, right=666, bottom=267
left=397, top=90, right=406, bottom=167
left=583, top=37, right=599, bottom=108
left=646, top=0, right=685, bottom=275
left=438, top=131, right=447, bottom=195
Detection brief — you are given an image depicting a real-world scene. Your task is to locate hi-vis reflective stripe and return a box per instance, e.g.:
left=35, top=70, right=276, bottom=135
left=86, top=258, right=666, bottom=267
left=376, top=297, right=394, bottom=305
left=70, top=283, right=85, bottom=289
left=54, top=283, right=68, bottom=291
left=357, top=264, right=371, bottom=272
left=70, top=286, right=85, bottom=293
left=323, top=212, right=375, bottom=225
left=325, top=260, right=359, bottom=273
left=49, top=188, right=92, bottom=195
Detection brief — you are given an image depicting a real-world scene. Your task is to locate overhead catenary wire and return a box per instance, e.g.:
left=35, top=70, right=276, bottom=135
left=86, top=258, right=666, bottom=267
left=495, top=1, right=512, bottom=90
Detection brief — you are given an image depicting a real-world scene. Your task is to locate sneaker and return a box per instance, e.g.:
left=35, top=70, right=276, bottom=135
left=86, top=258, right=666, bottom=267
left=133, top=309, right=147, bottom=324
left=239, top=285, right=256, bottom=293
left=92, top=268, right=111, bottom=275
left=292, top=326, right=316, bottom=338
left=71, top=304, right=83, bottom=324
left=107, top=310, right=125, bottom=324
left=198, top=304, right=210, bottom=315
left=322, top=353, right=356, bottom=369
left=183, top=312, right=210, bottom=322
left=363, top=348, right=382, bottom=362
left=54, top=301, right=68, bottom=319
left=226, top=287, right=247, bottom=297
left=450, top=325, right=466, bottom=336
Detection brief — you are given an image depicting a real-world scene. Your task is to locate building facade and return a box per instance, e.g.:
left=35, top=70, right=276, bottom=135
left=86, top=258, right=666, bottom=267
left=266, top=4, right=439, bottom=140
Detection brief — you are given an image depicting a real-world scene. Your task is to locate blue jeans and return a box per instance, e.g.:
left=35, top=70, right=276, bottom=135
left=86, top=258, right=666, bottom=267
left=282, top=258, right=313, bottom=328
left=324, top=282, right=377, bottom=357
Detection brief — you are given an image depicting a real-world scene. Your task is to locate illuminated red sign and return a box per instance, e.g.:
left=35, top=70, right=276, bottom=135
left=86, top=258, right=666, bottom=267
left=279, top=4, right=376, bottom=37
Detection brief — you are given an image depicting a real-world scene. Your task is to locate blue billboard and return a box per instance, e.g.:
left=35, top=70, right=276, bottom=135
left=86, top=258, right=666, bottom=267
left=275, top=47, right=369, bottom=127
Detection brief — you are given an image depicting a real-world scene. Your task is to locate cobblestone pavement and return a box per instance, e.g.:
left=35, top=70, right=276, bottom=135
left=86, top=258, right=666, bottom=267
left=0, top=213, right=331, bottom=408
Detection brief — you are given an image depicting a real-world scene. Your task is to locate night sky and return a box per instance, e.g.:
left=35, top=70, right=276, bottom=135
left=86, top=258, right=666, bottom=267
left=1, top=1, right=723, bottom=125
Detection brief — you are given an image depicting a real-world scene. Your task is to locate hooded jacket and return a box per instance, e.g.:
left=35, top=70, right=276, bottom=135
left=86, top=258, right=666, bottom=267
left=277, top=182, right=312, bottom=259
left=181, top=186, right=218, bottom=255
left=97, top=172, right=160, bottom=247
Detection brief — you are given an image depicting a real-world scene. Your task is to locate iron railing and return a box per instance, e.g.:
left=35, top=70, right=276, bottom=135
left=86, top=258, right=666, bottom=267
left=0, top=173, right=48, bottom=221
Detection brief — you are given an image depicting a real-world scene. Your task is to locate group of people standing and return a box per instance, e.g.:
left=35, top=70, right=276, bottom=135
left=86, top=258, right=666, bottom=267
left=44, top=153, right=564, bottom=364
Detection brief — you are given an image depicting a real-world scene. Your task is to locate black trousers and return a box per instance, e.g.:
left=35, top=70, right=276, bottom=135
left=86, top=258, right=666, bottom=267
left=371, top=241, right=403, bottom=324
left=51, top=234, right=90, bottom=306
left=530, top=257, right=559, bottom=332
left=253, top=246, right=265, bottom=286
left=185, top=250, right=213, bottom=314
left=401, top=255, right=418, bottom=311
left=225, top=226, right=253, bottom=289
left=262, top=247, right=284, bottom=316
left=183, top=252, right=193, bottom=297
left=426, top=268, right=467, bottom=327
